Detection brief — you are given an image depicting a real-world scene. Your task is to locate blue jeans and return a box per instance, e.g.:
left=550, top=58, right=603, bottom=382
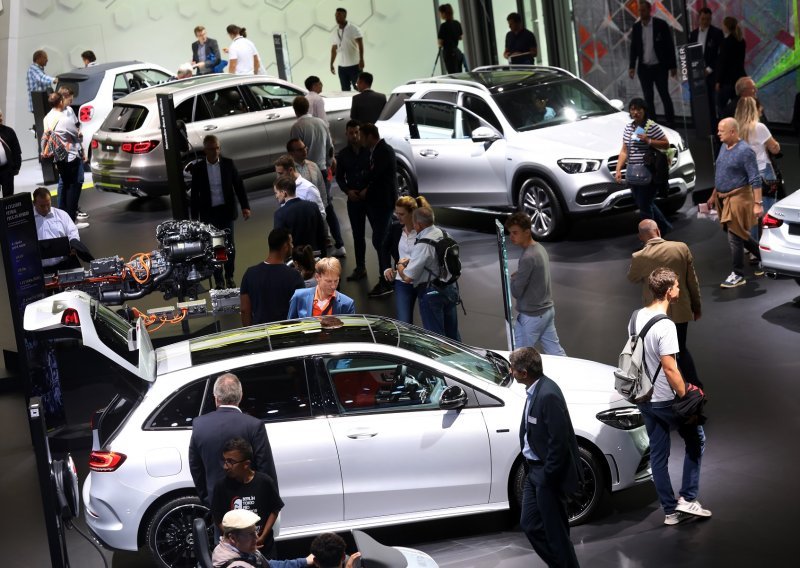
left=639, top=400, right=705, bottom=514
left=514, top=308, right=566, bottom=356
left=337, top=65, right=360, bottom=91
left=417, top=283, right=460, bottom=341
left=632, top=183, right=672, bottom=234
left=751, top=165, right=777, bottom=242
left=394, top=280, right=416, bottom=324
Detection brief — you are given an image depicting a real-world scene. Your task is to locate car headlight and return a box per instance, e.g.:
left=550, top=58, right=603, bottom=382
left=557, top=158, right=602, bottom=174
left=677, top=135, right=688, bottom=152
left=596, top=407, right=644, bottom=430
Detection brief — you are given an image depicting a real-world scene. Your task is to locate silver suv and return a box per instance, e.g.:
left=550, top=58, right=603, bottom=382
left=377, top=66, right=696, bottom=240
left=90, top=75, right=352, bottom=197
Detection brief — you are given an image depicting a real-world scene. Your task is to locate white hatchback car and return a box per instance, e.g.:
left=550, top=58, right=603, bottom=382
left=56, top=61, right=172, bottom=158
left=377, top=65, right=696, bottom=240
left=24, top=292, right=651, bottom=568
left=760, top=189, right=800, bottom=283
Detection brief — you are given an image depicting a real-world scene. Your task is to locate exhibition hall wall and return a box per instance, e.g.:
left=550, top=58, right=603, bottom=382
left=0, top=0, right=441, bottom=159
left=573, top=0, right=799, bottom=125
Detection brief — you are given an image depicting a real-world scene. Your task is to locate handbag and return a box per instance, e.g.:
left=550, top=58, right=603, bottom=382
left=40, top=130, right=68, bottom=162
left=626, top=163, right=652, bottom=186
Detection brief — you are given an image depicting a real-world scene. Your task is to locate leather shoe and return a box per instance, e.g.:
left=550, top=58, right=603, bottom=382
left=346, top=267, right=367, bottom=281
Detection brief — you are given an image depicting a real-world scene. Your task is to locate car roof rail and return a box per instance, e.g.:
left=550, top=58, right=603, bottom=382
left=404, top=77, right=491, bottom=93
left=471, top=64, right=576, bottom=78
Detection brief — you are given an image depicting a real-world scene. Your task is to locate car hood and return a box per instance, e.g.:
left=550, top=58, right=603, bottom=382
left=509, top=112, right=678, bottom=158
left=496, top=351, right=625, bottom=406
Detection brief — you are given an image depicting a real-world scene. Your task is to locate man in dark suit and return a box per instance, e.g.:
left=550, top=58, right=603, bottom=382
left=190, top=135, right=250, bottom=288
left=189, top=373, right=277, bottom=508
left=273, top=175, right=327, bottom=254
left=628, top=0, right=677, bottom=125
left=510, top=347, right=581, bottom=568
left=688, top=7, right=724, bottom=126
left=191, top=25, right=222, bottom=75
left=350, top=72, right=387, bottom=124
left=0, top=108, right=22, bottom=197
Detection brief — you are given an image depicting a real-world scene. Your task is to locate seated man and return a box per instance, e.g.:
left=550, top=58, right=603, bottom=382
left=33, top=186, right=89, bottom=272
left=287, top=257, right=355, bottom=319
left=212, top=509, right=311, bottom=568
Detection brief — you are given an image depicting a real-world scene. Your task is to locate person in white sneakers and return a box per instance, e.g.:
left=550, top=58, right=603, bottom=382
left=633, top=267, right=711, bottom=526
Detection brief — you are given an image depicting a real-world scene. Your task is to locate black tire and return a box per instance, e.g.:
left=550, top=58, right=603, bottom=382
left=566, top=446, right=606, bottom=526
left=145, top=495, right=210, bottom=568
left=396, top=161, right=417, bottom=198
left=517, top=177, right=566, bottom=241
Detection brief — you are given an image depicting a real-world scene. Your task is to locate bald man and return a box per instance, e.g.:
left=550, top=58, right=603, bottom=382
left=627, top=219, right=702, bottom=387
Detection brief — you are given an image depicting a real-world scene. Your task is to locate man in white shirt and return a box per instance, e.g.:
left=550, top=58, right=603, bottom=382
left=304, top=76, right=327, bottom=120
left=329, top=7, right=364, bottom=91
left=33, top=187, right=82, bottom=271
left=273, top=154, right=326, bottom=220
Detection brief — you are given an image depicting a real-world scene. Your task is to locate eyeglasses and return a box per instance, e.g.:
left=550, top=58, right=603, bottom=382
left=222, top=457, right=248, bottom=466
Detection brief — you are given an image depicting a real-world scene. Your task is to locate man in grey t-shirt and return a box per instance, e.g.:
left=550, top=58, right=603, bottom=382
left=635, top=267, right=711, bottom=526
left=504, top=213, right=565, bottom=355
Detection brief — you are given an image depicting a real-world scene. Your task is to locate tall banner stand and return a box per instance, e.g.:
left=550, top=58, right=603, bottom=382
left=495, top=219, right=515, bottom=351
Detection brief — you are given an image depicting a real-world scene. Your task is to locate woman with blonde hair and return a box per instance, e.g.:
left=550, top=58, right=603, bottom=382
left=716, top=16, right=746, bottom=113
left=383, top=195, right=430, bottom=323
left=735, top=96, right=780, bottom=240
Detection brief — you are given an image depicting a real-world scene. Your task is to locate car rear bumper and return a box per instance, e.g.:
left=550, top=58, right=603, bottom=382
left=760, top=233, right=800, bottom=278
left=93, top=174, right=168, bottom=197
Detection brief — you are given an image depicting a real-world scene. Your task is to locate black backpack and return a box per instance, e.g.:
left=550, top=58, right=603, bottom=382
left=416, top=230, right=461, bottom=287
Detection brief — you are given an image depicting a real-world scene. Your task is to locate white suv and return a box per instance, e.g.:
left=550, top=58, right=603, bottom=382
left=377, top=66, right=696, bottom=240
left=24, top=292, right=651, bottom=568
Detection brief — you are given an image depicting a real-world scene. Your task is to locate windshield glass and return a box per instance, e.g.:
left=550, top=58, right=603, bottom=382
left=493, top=78, right=615, bottom=132
left=397, top=327, right=506, bottom=385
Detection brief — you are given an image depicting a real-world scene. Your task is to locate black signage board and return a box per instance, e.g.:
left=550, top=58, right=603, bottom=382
left=157, top=93, right=189, bottom=220
left=495, top=219, right=515, bottom=351
left=679, top=43, right=712, bottom=138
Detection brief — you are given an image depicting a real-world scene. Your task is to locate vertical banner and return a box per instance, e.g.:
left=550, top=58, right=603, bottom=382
left=495, top=219, right=514, bottom=351
left=156, top=93, right=189, bottom=220
left=273, top=33, right=292, bottom=83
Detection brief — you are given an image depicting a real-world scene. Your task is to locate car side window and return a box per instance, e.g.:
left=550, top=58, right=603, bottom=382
left=324, top=355, right=447, bottom=413
left=175, top=97, right=195, bottom=123
left=247, top=83, right=303, bottom=110
left=461, top=94, right=503, bottom=134
left=145, top=380, right=209, bottom=430
left=135, top=69, right=171, bottom=87
left=235, top=360, right=312, bottom=422
left=408, top=101, right=456, bottom=140
left=202, top=87, right=249, bottom=118
left=421, top=90, right=457, bottom=104
left=113, top=74, right=129, bottom=99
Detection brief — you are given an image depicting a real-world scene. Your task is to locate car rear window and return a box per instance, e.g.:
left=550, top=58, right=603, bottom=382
left=97, top=394, right=139, bottom=446
left=378, top=92, right=411, bottom=121
left=100, top=105, right=149, bottom=132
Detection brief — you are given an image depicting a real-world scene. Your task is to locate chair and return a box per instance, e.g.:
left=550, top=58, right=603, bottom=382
left=192, top=517, right=213, bottom=568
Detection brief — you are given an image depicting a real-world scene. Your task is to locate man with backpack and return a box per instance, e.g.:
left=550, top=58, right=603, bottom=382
left=505, top=213, right=566, bottom=355
left=397, top=206, right=461, bottom=341
left=629, top=267, right=711, bottom=526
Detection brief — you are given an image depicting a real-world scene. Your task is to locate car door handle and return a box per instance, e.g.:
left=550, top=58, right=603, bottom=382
left=418, top=149, right=439, bottom=158
left=346, top=429, right=378, bottom=439
left=266, top=113, right=281, bottom=120
left=203, top=125, right=218, bottom=131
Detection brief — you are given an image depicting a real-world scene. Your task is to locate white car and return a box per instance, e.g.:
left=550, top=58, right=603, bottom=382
left=376, top=65, right=696, bottom=240
left=56, top=61, right=172, bottom=157
left=24, top=292, right=651, bottom=568
left=760, top=190, right=800, bottom=283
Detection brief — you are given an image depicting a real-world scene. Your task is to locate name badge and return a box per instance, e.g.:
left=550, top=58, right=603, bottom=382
left=527, top=416, right=537, bottom=425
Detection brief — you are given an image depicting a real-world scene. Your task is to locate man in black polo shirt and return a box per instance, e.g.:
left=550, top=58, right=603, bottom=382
left=240, top=228, right=305, bottom=326
left=504, top=12, right=537, bottom=65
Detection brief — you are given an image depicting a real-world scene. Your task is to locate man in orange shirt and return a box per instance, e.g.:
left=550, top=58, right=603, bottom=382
left=287, top=257, right=355, bottom=318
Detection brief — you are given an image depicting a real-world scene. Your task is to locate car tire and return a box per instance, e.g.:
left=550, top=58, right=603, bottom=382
left=145, top=495, right=210, bottom=568
left=509, top=445, right=605, bottom=527
left=396, top=161, right=418, bottom=198
left=517, top=177, right=566, bottom=241
left=567, top=445, right=606, bottom=526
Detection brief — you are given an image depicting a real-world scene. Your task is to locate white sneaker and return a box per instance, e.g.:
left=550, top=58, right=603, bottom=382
left=664, top=512, right=691, bottom=525
left=77, top=210, right=89, bottom=220
left=75, top=222, right=90, bottom=230
left=676, top=496, right=712, bottom=518
left=720, top=272, right=745, bottom=288
left=333, top=246, right=346, bottom=258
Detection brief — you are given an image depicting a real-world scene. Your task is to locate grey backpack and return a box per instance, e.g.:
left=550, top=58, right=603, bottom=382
left=614, top=309, right=669, bottom=403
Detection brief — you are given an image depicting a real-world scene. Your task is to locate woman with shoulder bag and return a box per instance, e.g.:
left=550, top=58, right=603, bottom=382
left=735, top=97, right=780, bottom=242
left=42, top=92, right=81, bottom=221
left=614, top=98, right=673, bottom=234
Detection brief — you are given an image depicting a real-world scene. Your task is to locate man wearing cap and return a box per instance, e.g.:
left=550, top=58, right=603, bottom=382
left=213, top=509, right=312, bottom=568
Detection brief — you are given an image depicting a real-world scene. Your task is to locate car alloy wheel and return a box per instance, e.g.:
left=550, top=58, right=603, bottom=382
left=146, top=495, right=211, bottom=568
left=517, top=177, right=565, bottom=241
left=396, top=162, right=418, bottom=198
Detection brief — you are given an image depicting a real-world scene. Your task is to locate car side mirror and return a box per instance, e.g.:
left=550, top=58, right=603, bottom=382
left=439, top=385, right=468, bottom=410
left=608, top=99, right=625, bottom=111
left=471, top=126, right=501, bottom=144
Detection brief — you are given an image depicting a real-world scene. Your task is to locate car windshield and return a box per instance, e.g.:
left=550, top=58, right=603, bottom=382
left=492, top=78, right=616, bottom=132
left=396, top=326, right=507, bottom=385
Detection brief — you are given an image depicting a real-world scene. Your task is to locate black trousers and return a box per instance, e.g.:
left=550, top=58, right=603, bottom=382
left=0, top=168, right=15, bottom=198
left=638, top=63, right=675, bottom=123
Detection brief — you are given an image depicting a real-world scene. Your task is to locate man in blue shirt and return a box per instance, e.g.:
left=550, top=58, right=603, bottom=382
left=27, top=50, right=55, bottom=113
left=706, top=117, right=763, bottom=288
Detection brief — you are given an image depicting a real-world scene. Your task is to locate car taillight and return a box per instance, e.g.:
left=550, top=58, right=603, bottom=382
left=61, top=308, right=80, bottom=326
left=762, top=213, right=783, bottom=229
left=91, top=139, right=99, bottom=149
left=89, top=451, right=127, bottom=472
left=120, top=140, right=160, bottom=154
left=214, top=247, right=228, bottom=262
left=79, top=105, right=93, bottom=122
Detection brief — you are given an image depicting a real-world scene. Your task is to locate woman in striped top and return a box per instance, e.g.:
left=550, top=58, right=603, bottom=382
left=614, top=97, right=672, bottom=234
